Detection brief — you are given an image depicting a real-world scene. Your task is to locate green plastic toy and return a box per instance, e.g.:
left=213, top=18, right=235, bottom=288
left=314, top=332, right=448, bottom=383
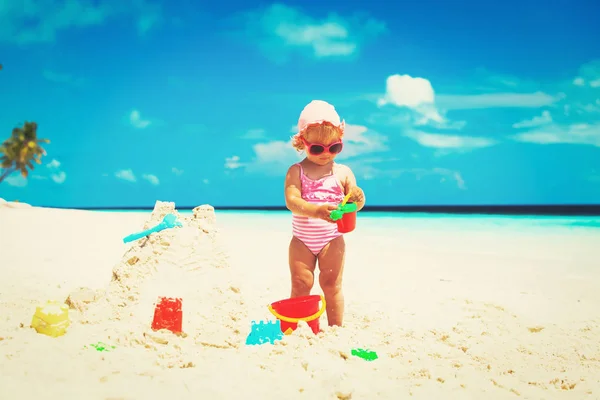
left=84, top=342, right=116, bottom=352
left=351, top=348, right=378, bottom=361
left=330, top=202, right=357, bottom=221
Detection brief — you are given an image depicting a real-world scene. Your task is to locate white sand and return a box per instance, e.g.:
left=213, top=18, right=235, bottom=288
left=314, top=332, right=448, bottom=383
left=0, top=201, right=599, bottom=399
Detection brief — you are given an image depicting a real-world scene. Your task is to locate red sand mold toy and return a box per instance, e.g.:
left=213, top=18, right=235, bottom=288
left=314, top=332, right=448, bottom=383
left=151, top=297, right=183, bottom=334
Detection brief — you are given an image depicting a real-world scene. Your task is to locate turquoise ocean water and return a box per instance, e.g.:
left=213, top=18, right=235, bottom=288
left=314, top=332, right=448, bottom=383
left=101, top=210, right=600, bottom=231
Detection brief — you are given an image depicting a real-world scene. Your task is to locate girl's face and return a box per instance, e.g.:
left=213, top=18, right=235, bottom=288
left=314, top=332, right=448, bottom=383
left=302, top=124, right=343, bottom=166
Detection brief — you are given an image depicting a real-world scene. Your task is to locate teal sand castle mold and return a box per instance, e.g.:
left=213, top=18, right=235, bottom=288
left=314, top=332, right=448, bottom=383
left=245, top=320, right=284, bottom=345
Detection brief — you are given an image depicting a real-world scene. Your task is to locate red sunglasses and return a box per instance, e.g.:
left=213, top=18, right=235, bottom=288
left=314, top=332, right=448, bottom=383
left=302, top=138, right=343, bottom=155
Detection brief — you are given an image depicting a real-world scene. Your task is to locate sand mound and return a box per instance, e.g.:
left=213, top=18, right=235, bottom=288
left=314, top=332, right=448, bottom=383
left=2, top=205, right=599, bottom=398
left=71, top=201, right=247, bottom=368
left=0, top=198, right=32, bottom=209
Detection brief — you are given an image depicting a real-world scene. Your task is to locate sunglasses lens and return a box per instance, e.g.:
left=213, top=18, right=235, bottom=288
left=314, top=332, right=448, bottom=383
left=309, top=145, right=324, bottom=155
left=329, top=143, right=343, bottom=154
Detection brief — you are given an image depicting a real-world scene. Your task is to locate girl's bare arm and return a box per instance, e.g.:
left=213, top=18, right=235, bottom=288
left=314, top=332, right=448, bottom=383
left=343, top=166, right=366, bottom=211
left=284, top=164, right=319, bottom=217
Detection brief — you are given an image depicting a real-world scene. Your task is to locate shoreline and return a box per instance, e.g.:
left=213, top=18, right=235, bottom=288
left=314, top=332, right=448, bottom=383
left=8, top=200, right=600, bottom=217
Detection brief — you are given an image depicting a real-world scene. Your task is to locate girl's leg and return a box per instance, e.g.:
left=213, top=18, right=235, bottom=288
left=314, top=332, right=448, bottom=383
left=289, top=236, right=317, bottom=297
left=317, top=236, right=345, bottom=326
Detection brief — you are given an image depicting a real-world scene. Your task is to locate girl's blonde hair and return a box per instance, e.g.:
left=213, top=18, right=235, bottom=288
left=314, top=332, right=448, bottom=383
left=291, top=123, right=344, bottom=152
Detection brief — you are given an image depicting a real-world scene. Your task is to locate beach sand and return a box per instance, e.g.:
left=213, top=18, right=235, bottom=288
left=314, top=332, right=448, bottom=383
left=0, top=201, right=599, bottom=399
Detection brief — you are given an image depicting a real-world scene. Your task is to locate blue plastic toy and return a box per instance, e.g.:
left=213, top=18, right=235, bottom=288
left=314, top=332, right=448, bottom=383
left=245, top=320, right=284, bottom=345
left=123, top=213, right=183, bottom=243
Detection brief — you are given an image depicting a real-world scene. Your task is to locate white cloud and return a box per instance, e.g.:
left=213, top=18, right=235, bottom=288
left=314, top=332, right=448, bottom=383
left=337, top=124, right=388, bottom=159
left=276, top=21, right=356, bottom=57
left=378, top=74, right=444, bottom=124
left=365, top=111, right=412, bottom=127
left=410, top=168, right=467, bottom=190
left=353, top=162, right=466, bottom=189
left=46, top=158, right=67, bottom=184
left=233, top=4, right=385, bottom=63
left=572, top=76, right=600, bottom=88
left=136, top=5, right=163, bottom=35
left=511, top=122, right=600, bottom=147
left=47, top=159, right=61, bottom=168
left=241, top=129, right=266, bottom=140
left=573, top=60, right=600, bottom=89
left=585, top=100, right=600, bottom=112
left=563, top=99, right=600, bottom=116
left=417, top=117, right=467, bottom=130
left=240, top=123, right=387, bottom=175
left=2, top=158, right=67, bottom=185
left=129, top=110, right=151, bottom=128
left=142, top=174, right=159, bottom=185
left=436, top=92, right=559, bottom=110
left=252, top=141, right=298, bottom=166
left=4, top=174, right=27, bottom=187
left=372, top=73, right=559, bottom=129
left=369, top=105, right=468, bottom=131
left=43, top=70, right=85, bottom=86
left=0, top=0, right=162, bottom=45
left=512, top=110, right=553, bottom=129
left=225, top=155, right=243, bottom=169
left=404, top=131, right=496, bottom=150
left=172, top=167, right=184, bottom=176
left=376, top=74, right=471, bottom=130
left=114, top=169, right=158, bottom=186
left=51, top=171, right=66, bottom=184
left=115, top=169, right=136, bottom=182
left=378, top=74, right=435, bottom=108
left=263, top=123, right=385, bottom=162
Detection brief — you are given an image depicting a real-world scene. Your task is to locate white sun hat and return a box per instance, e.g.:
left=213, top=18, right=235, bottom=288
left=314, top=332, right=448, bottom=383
left=296, top=100, right=345, bottom=135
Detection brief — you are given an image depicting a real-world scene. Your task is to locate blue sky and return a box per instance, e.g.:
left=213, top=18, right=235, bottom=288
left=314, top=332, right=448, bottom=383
left=0, top=0, right=599, bottom=207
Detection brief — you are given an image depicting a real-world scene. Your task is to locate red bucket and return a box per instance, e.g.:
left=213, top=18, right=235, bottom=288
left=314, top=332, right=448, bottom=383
left=268, top=295, right=326, bottom=335
left=336, top=211, right=357, bottom=233
left=151, top=297, right=183, bottom=334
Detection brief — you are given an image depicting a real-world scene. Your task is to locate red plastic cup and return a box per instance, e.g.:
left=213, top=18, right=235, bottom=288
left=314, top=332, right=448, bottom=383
left=336, top=210, right=357, bottom=233
left=151, top=297, right=182, bottom=334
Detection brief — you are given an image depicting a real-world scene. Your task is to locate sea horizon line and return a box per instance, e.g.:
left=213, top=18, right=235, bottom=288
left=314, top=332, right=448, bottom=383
left=42, top=204, right=600, bottom=216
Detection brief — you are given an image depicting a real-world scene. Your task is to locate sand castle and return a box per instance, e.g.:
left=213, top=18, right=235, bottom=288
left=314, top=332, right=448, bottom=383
left=0, top=198, right=32, bottom=209
left=66, top=201, right=248, bottom=368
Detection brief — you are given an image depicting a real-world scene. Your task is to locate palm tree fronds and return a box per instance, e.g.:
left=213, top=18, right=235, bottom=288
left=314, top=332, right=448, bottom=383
left=0, top=121, right=48, bottom=184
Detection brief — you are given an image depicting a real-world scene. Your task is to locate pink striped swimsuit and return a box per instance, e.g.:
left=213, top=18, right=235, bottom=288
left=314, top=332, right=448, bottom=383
left=292, top=163, right=345, bottom=255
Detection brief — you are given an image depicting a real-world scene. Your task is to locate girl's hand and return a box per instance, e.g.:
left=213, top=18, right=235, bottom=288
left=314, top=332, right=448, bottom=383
left=348, top=186, right=365, bottom=204
left=315, top=204, right=339, bottom=223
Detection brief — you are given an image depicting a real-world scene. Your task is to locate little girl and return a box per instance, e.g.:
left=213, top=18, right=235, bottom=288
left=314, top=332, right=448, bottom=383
left=284, top=100, right=366, bottom=327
